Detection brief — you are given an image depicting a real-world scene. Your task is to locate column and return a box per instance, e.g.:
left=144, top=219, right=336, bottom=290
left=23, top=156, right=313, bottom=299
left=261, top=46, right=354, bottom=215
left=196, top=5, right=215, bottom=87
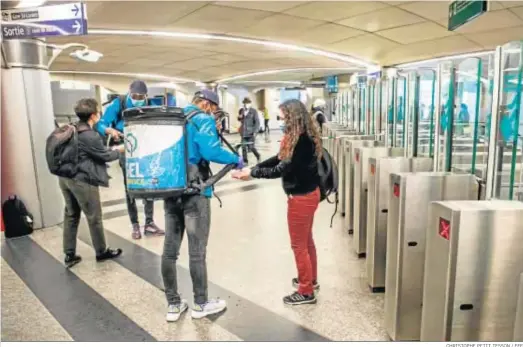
left=1, top=39, right=64, bottom=229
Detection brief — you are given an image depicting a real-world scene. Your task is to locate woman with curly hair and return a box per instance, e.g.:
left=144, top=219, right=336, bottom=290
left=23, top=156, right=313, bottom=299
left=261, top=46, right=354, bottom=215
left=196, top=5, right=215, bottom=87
left=232, top=99, right=322, bottom=305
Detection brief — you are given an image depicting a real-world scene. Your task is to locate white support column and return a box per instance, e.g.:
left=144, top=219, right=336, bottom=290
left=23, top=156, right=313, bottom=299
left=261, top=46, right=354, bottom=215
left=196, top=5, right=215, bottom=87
left=1, top=39, right=64, bottom=229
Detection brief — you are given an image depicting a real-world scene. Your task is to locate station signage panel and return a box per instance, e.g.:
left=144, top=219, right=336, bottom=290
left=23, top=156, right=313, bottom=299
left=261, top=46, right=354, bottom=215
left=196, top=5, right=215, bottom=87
left=325, top=76, right=338, bottom=94
left=1, top=2, right=88, bottom=40
left=448, top=0, right=488, bottom=31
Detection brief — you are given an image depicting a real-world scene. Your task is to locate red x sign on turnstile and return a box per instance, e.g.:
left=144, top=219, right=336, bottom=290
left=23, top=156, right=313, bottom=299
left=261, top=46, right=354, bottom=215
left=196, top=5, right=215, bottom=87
left=439, top=218, right=450, bottom=240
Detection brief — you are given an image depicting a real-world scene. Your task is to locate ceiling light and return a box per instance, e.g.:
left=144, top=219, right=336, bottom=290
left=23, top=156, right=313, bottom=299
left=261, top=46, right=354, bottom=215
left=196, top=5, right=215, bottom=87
left=50, top=70, right=200, bottom=84
left=396, top=50, right=494, bottom=69
left=89, top=29, right=378, bottom=69
left=236, top=81, right=303, bottom=85
left=15, top=0, right=46, bottom=8
left=216, top=67, right=359, bottom=83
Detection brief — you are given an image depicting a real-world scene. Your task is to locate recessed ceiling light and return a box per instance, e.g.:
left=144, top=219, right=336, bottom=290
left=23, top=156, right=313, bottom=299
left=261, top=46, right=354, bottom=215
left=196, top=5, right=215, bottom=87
left=50, top=70, right=200, bottom=84
left=89, top=29, right=378, bottom=69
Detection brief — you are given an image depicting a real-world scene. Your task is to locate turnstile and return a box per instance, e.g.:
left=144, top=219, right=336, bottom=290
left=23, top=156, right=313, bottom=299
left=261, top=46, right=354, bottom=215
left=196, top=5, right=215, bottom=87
left=353, top=146, right=403, bottom=257
left=343, top=139, right=382, bottom=234
left=332, top=130, right=359, bottom=164
left=421, top=200, right=523, bottom=341
left=384, top=173, right=478, bottom=341
left=337, top=135, right=376, bottom=217
left=366, top=157, right=433, bottom=292
left=514, top=274, right=523, bottom=341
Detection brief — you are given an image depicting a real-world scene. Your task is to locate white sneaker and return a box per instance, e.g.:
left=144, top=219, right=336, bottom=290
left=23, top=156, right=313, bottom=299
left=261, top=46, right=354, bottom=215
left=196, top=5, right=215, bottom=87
left=191, top=298, right=227, bottom=319
left=166, top=300, right=188, bottom=322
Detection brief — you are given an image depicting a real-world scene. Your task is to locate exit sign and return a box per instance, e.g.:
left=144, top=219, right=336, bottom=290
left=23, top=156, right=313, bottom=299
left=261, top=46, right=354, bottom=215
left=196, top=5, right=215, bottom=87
left=448, top=0, right=488, bottom=31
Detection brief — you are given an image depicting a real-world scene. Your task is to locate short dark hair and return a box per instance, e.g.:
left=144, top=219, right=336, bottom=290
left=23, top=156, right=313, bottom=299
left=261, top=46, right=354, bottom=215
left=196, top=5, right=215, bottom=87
left=74, top=98, right=99, bottom=121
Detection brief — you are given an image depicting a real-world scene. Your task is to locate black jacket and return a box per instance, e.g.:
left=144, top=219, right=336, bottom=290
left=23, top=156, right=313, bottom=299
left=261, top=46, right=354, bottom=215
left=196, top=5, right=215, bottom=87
left=251, top=133, right=320, bottom=195
left=75, top=122, right=120, bottom=187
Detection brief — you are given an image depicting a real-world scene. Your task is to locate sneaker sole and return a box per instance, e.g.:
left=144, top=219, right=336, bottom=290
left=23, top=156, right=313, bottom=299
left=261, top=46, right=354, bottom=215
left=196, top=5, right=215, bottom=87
left=166, top=305, right=188, bottom=322
left=284, top=297, right=317, bottom=306
left=65, top=259, right=81, bottom=268
left=191, top=306, right=226, bottom=319
left=144, top=231, right=165, bottom=236
left=292, top=282, right=320, bottom=291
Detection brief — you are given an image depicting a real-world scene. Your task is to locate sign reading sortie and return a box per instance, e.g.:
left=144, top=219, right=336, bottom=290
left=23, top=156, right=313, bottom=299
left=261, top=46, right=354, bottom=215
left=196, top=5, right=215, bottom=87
left=1, top=2, right=88, bottom=39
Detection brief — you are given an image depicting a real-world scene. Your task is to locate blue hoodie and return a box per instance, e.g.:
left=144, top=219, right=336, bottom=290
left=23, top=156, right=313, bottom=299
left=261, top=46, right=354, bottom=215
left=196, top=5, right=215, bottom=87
left=184, top=104, right=240, bottom=197
left=96, top=95, right=135, bottom=135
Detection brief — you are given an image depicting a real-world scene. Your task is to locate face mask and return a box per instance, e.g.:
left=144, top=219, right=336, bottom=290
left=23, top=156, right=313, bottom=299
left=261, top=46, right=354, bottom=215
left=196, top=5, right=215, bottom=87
left=244, top=104, right=251, bottom=109
left=131, top=98, right=146, bottom=107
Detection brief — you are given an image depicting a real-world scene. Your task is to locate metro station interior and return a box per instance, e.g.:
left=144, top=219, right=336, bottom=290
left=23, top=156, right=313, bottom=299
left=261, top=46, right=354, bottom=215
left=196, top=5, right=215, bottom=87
left=2, top=0, right=523, bottom=342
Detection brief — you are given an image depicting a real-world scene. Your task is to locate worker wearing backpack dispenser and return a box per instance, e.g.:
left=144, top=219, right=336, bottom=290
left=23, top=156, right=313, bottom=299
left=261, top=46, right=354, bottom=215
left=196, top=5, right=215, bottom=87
left=134, top=90, right=243, bottom=322
left=96, top=80, right=164, bottom=240
left=232, top=99, right=324, bottom=306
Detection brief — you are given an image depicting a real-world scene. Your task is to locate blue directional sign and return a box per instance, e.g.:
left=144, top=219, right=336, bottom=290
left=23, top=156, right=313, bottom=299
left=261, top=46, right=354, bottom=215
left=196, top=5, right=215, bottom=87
left=1, top=2, right=88, bottom=40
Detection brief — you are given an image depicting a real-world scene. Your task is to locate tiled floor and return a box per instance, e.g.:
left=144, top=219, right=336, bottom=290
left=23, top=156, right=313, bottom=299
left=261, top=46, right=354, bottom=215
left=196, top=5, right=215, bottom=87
left=1, top=133, right=388, bottom=342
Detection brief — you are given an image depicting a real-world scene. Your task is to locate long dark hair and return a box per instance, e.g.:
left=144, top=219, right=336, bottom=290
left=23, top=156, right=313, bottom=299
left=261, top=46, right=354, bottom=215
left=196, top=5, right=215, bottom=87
left=278, top=99, right=322, bottom=160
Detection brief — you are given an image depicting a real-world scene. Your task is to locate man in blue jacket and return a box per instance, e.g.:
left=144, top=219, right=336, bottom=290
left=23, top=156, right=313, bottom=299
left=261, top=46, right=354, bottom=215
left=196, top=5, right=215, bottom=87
left=96, top=80, right=164, bottom=240
left=162, top=89, right=243, bottom=322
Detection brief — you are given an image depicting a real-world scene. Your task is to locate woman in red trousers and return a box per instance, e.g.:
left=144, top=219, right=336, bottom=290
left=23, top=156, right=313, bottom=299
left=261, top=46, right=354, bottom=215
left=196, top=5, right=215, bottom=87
left=232, top=99, right=322, bottom=305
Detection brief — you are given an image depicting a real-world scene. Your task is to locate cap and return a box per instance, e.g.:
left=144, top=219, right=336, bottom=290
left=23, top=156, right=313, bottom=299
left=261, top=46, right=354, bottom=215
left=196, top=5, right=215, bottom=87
left=194, top=89, right=219, bottom=106
left=313, top=98, right=326, bottom=108
left=129, top=80, right=148, bottom=95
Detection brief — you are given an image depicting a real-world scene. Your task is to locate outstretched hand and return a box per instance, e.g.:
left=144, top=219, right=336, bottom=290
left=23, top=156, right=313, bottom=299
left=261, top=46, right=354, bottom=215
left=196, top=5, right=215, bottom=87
left=231, top=168, right=252, bottom=181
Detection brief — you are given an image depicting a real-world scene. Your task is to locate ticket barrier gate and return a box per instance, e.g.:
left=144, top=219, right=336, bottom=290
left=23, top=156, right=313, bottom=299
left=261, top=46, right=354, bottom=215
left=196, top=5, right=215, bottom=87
left=337, top=135, right=377, bottom=217
left=514, top=274, right=523, bottom=341
left=353, top=147, right=404, bottom=257
left=332, top=130, right=360, bottom=165
left=421, top=200, right=523, bottom=341
left=384, top=173, right=478, bottom=341
left=366, top=157, right=434, bottom=292
left=343, top=140, right=383, bottom=234
left=324, top=124, right=350, bottom=155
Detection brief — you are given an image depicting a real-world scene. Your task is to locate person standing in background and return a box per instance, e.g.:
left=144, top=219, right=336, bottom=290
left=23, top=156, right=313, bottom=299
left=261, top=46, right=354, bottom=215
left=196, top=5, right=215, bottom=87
left=238, top=97, right=261, bottom=164
left=311, top=99, right=326, bottom=134
left=96, top=80, right=164, bottom=240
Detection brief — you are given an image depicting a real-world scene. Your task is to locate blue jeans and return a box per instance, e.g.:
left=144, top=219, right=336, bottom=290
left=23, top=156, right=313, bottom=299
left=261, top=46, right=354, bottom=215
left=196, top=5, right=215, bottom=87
left=161, top=195, right=211, bottom=305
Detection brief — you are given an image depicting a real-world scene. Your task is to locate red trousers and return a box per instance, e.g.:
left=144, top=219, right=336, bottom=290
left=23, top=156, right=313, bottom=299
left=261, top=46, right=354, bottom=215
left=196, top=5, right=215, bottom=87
left=287, top=188, right=320, bottom=295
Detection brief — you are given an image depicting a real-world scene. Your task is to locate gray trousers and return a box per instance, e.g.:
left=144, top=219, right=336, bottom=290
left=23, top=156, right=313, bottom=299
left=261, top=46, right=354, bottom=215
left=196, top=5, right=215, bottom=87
left=59, top=177, right=107, bottom=256
left=161, top=195, right=211, bottom=305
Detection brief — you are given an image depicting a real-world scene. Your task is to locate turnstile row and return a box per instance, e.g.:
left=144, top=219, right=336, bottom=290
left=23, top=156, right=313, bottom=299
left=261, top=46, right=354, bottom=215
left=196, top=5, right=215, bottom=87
left=335, top=137, right=523, bottom=341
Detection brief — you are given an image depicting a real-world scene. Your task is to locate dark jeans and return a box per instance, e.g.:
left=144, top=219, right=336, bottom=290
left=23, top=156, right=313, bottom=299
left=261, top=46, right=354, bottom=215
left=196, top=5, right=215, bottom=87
left=59, top=177, right=107, bottom=256
left=241, top=136, right=260, bottom=164
left=264, top=119, right=270, bottom=134
left=119, top=155, right=154, bottom=225
left=161, top=195, right=211, bottom=305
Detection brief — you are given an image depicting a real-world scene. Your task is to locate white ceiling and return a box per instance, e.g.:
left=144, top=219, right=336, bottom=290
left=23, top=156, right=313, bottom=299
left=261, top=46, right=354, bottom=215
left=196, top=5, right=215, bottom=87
left=46, top=1, right=523, bottom=85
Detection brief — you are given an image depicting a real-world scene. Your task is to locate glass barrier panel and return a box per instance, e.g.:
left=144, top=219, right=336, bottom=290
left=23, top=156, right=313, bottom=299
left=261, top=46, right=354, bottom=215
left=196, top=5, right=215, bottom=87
left=417, top=69, right=436, bottom=158
left=438, top=62, right=454, bottom=171
left=396, top=76, right=407, bottom=147
left=452, top=58, right=482, bottom=175
left=493, top=41, right=523, bottom=200
left=388, top=78, right=395, bottom=145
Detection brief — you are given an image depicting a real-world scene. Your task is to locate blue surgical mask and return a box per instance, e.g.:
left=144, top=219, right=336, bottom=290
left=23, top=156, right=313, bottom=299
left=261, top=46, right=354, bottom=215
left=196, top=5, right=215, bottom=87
left=131, top=98, right=146, bottom=107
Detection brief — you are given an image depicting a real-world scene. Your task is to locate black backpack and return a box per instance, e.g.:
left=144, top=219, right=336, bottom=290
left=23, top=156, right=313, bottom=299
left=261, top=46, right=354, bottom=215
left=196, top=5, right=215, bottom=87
left=2, top=196, right=33, bottom=239
left=46, top=124, right=80, bottom=178
left=318, top=147, right=339, bottom=227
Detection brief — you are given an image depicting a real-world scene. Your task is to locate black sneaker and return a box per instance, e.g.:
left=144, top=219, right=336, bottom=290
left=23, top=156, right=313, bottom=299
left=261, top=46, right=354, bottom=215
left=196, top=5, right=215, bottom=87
left=283, top=292, right=317, bottom=306
left=65, top=254, right=82, bottom=268
left=292, top=278, right=320, bottom=291
left=96, top=248, right=123, bottom=262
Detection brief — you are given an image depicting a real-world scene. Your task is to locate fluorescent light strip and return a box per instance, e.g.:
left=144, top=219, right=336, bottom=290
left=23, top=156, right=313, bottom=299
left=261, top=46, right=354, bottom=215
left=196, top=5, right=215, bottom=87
left=236, top=81, right=303, bottom=85
left=50, top=70, right=201, bottom=84
left=216, top=67, right=358, bottom=83
left=89, top=29, right=377, bottom=69
left=396, top=50, right=494, bottom=69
